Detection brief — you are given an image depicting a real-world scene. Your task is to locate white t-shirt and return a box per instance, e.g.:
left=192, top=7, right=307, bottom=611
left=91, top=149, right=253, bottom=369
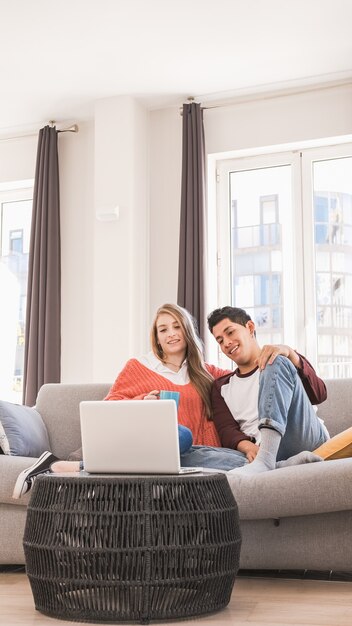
left=137, top=351, right=189, bottom=385
left=220, top=368, right=262, bottom=443
left=219, top=365, right=329, bottom=443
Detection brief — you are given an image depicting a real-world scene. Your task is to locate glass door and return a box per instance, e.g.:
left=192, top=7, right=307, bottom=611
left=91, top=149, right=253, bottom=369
left=215, top=152, right=301, bottom=366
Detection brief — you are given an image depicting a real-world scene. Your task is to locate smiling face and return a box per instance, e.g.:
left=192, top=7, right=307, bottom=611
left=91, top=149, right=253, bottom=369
left=211, top=317, right=260, bottom=372
left=156, top=312, right=187, bottom=362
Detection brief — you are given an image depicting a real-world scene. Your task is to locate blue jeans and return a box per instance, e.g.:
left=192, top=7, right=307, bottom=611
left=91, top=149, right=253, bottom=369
left=181, top=445, right=247, bottom=470
left=180, top=356, right=329, bottom=471
left=178, top=425, right=193, bottom=454
left=258, top=355, right=328, bottom=461
left=178, top=423, right=248, bottom=470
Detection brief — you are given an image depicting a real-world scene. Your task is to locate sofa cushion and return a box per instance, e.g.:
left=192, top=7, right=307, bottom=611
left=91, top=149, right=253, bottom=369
left=35, top=383, right=111, bottom=458
left=0, top=401, right=50, bottom=457
left=227, top=457, right=352, bottom=520
left=316, top=378, right=352, bottom=436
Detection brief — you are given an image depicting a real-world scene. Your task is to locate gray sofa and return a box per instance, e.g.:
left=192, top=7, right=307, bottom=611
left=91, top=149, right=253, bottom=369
left=1, top=380, right=352, bottom=570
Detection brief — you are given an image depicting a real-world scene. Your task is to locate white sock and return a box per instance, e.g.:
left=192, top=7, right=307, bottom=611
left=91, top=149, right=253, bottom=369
left=276, top=451, right=323, bottom=468
left=229, top=428, right=281, bottom=475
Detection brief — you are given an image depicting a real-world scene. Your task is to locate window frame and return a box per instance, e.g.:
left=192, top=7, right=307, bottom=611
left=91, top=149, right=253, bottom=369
left=0, top=182, right=33, bottom=402
left=301, top=142, right=352, bottom=370
left=212, top=142, right=352, bottom=373
left=214, top=150, right=302, bottom=367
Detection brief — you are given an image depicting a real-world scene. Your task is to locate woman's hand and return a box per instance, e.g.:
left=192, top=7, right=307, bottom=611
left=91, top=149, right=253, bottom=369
left=143, top=390, right=160, bottom=400
left=237, top=440, right=260, bottom=462
left=256, top=344, right=300, bottom=370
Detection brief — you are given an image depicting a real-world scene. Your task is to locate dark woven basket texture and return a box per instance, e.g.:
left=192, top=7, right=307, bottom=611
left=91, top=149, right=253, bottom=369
left=24, top=474, right=241, bottom=623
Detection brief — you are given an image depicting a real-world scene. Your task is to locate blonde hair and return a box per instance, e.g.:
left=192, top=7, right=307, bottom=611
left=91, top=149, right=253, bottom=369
left=151, top=303, right=214, bottom=419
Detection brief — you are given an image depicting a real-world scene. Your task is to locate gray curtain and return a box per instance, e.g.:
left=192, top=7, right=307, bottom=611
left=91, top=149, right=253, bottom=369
left=23, top=125, right=61, bottom=406
left=177, top=102, right=207, bottom=340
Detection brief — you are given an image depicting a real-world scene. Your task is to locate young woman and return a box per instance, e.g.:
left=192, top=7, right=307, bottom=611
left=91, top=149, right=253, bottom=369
left=104, top=303, right=228, bottom=445
left=13, top=303, right=323, bottom=498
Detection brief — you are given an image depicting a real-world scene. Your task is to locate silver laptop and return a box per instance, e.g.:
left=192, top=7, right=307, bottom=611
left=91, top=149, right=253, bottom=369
left=79, top=399, right=201, bottom=474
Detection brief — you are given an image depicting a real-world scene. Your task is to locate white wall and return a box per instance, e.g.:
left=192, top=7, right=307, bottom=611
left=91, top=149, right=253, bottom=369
left=59, top=121, right=95, bottom=382
left=0, top=135, right=37, bottom=181
left=61, top=96, right=149, bottom=383
left=149, top=107, right=182, bottom=316
left=93, top=96, right=149, bottom=382
left=205, top=83, right=352, bottom=153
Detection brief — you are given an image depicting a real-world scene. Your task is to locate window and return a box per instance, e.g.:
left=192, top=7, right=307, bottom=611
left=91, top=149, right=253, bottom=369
left=9, top=229, right=24, bottom=254
left=0, top=182, right=33, bottom=402
left=214, top=144, right=352, bottom=377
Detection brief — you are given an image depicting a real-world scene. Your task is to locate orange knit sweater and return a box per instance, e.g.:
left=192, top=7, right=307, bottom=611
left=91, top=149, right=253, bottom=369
left=104, top=359, right=229, bottom=447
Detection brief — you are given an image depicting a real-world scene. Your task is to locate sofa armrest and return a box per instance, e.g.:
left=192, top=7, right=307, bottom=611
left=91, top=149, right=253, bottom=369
left=0, top=455, right=37, bottom=505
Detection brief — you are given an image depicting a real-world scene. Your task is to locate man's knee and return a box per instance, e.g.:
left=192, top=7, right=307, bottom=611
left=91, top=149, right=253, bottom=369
left=259, top=355, right=297, bottom=383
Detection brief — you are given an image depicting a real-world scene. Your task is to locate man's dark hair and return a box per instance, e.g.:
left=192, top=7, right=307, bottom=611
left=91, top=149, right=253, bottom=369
left=207, top=306, right=252, bottom=333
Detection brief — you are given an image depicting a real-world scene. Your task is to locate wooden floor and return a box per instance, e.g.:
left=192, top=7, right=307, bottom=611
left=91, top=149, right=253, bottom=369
left=1, top=570, right=352, bottom=626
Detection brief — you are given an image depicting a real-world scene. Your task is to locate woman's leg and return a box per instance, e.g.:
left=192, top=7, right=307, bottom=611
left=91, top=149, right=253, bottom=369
left=178, top=425, right=193, bottom=454
left=50, top=460, right=81, bottom=472
left=12, top=451, right=59, bottom=499
left=12, top=449, right=83, bottom=499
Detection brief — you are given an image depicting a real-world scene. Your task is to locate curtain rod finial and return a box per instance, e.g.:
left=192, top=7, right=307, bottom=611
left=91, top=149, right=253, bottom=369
left=64, top=124, right=79, bottom=133
left=57, top=123, right=79, bottom=134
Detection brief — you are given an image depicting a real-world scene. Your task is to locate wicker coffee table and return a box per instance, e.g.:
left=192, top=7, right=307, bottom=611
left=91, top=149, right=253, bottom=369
left=23, top=472, right=241, bottom=623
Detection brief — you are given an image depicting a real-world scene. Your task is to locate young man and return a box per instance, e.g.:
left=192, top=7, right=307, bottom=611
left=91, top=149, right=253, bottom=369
left=207, top=306, right=329, bottom=475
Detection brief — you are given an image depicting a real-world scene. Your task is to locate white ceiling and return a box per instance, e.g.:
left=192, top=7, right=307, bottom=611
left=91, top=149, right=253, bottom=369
left=1, top=0, right=352, bottom=135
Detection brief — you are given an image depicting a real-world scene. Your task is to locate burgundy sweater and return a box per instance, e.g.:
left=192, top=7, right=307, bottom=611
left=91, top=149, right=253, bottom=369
left=211, top=354, right=327, bottom=450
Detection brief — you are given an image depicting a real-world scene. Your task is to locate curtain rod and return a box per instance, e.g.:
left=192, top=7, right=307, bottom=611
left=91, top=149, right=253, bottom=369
left=49, top=121, right=79, bottom=133
left=180, top=78, right=352, bottom=115
left=0, top=122, right=79, bottom=142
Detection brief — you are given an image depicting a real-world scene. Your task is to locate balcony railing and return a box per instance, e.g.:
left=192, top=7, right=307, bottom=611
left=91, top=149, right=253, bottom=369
left=232, top=223, right=281, bottom=249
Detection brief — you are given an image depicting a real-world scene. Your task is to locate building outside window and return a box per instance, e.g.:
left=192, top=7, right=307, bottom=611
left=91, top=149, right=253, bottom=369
left=0, top=182, right=33, bottom=402
left=9, top=229, right=24, bottom=254
left=214, top=143, right=352, bottom=378
left=312, top=161, right=352, bottom=378
left=231, top=187, right=283, bottom=345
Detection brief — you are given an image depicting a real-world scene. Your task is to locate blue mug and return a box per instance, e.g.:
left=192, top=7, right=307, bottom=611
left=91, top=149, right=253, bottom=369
left=159, top=391, right=192, bottom=452
left=159, top=390, right=180, bottom=409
